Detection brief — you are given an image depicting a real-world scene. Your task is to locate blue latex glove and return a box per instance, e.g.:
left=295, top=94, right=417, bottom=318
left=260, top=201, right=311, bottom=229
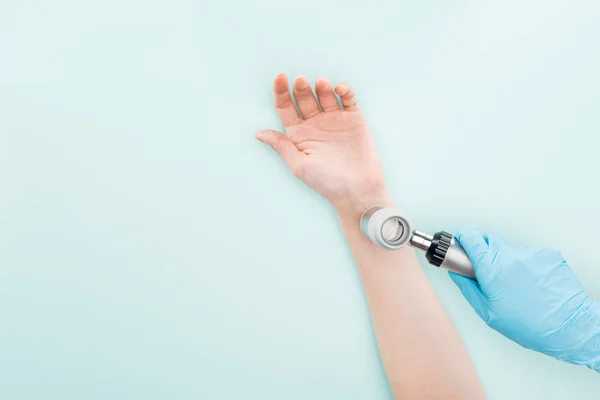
left=450, top=228, right=600, bottom=372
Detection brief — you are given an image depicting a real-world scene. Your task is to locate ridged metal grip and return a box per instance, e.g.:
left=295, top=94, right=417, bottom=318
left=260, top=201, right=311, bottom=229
left=425, top=231, right=476, bottom=279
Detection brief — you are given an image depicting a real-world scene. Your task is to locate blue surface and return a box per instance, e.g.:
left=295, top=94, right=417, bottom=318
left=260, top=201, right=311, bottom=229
left=1, top=0, right=599, bottom=398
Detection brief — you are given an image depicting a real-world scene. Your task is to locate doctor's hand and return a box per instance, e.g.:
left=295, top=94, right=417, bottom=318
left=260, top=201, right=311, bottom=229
left=450, top=228, right=600, bottom=372
left=256, top=74, right=390, bottom=212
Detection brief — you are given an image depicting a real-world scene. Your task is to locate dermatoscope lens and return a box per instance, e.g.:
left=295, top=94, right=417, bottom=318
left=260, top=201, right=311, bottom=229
left=360, top=206, right=413, bottom=250
left=382, top=218, right=404, bottom=244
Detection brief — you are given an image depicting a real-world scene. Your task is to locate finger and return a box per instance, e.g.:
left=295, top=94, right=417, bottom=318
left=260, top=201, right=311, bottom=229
left=315, top=78, right=340, bottom=112
left=293, top=76, right=321, bottom=119
left=256, top=130, right=305, bottom=175
left=449, top=272, right=490, bottom=323
left=273, top=73, right=302, bottom=127
left=483, top=231, right=506, bottom=252
left=334, top=82, right=360, bottom=111
left=455, top=227, right=490, bottom=277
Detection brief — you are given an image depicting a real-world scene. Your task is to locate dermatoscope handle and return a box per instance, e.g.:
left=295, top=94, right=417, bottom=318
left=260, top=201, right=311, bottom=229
left=410, top=231, right=476, bottom=279
left=441, top=239, right=475, bottom=278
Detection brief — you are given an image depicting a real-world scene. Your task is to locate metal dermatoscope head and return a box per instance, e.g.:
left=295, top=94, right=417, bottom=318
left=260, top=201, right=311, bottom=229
left=360, top=206, right=413, bottom=250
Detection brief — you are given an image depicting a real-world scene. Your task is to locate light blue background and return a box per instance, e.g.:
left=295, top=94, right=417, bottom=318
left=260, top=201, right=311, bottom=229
left=1, top=0, right=599, bottom=398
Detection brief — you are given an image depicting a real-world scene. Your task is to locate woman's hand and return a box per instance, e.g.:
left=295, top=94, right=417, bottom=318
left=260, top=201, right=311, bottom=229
left=256, top=74, right=389, bottom=212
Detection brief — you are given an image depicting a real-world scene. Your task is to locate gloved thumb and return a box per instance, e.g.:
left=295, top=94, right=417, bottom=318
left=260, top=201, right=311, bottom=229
left=256, top=130, right=304, bottom=174
left=449, top=271, right=490, bottom=323
left=455, top=227, right=492, bottom=279
left=455, top=227, right=488, bottom=262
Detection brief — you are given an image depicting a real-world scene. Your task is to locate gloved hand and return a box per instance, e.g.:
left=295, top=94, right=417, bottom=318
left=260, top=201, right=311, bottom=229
left=450, top=228, right=600, bottom=372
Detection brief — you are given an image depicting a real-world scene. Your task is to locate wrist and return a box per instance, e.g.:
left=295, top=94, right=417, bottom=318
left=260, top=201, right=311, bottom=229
left=334, top=188, right=394, bottom=224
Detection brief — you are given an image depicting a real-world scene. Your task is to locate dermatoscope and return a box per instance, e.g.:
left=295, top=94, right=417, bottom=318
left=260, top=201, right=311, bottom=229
left=360, top=206, right=476, bottom=279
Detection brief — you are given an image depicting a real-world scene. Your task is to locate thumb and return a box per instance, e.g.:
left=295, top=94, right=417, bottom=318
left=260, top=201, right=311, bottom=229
left=449, top=271, right=490, bottom=323
left=455, top=227, right=490, bottom=278
left=256, top=130, right=304, bottom=173
left=455, top=227, right=488, bottom=261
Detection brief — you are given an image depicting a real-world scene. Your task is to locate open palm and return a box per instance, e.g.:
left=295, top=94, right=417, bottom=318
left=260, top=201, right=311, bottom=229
left=257, top=74, right=387, bottom=208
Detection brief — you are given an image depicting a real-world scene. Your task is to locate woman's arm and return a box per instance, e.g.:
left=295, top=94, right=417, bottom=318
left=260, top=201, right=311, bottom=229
left=336, top=195, right=485, bottom=399
left=257, top=73, right=485, bottom=399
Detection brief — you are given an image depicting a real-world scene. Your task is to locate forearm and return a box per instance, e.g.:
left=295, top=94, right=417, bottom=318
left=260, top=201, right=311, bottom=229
left=336, top=194, right=485, bottom=399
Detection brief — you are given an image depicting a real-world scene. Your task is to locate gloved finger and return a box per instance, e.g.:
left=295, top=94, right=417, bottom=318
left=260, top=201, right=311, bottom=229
left=483, top=231, right=506, bottom=250
left=475, top=231, right=508, bottom=290
left=456, top=228, right=500, bottom=292
left=455, top=227, right=489, bottom=267
left=449, top=271, right=490, bottom=323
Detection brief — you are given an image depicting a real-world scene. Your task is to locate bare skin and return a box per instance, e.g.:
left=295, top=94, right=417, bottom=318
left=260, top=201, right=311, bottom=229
left=257, top=73, right=486, bottom=399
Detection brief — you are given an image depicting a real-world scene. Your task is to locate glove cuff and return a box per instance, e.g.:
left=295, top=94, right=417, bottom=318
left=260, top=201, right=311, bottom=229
left=585, top=299, right=600, bottom=373
left=550, top=296, right=600, bottom=372
left=570, top=297, right=600, bottom=373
